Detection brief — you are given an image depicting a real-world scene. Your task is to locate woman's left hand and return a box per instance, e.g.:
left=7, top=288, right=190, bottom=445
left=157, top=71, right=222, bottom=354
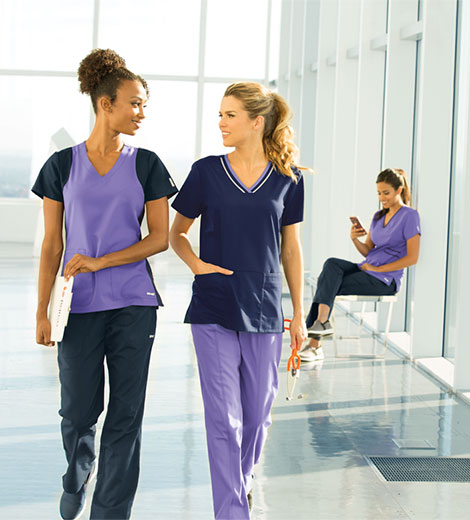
left=64, top=254, right=104, bottom=279
left=360, top=262, right=379, bottom=272
left=289, top=314, right=307, bottom=350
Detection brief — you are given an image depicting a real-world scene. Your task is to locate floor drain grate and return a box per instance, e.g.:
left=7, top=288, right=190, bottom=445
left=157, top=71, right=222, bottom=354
left=368, top=457, right=470, bottom=482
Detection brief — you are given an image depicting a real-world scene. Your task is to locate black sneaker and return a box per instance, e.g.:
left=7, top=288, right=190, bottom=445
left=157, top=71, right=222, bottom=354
left=307, top=319, right=334, bottom=336
left=306, top=331, right=322, bottom=340
left=59, top=461, right=97, bottom=520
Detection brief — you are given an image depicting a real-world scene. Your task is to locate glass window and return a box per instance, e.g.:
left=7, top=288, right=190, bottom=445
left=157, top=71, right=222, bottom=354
left=0, top=0, right=94, bottom=70
left=124, top=80, right=198, bottom=187
left=268, top=0, right=282, bottom=82
left=0, top=76, right=89, bottom=198
left=205, top=0, right=268, bottom=79
left=98, top=0, right=201, bottom=77
left=200, top=82, right=233, bottom=158
left=0, top=0, right=275, bottom=198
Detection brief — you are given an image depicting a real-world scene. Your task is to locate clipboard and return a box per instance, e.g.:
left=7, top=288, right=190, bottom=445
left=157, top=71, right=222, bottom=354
left=48, top=276, right=74, bottom=342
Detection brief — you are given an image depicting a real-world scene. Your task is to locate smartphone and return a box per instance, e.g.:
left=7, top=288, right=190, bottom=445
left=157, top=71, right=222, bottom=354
left=349, top=216, right=366, bottom=232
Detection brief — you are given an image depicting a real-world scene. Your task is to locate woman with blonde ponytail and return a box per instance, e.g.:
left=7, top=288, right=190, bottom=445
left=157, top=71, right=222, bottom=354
left=300, top=168, right=421, bottom=362
left=170, top=82, right=306, bottom=519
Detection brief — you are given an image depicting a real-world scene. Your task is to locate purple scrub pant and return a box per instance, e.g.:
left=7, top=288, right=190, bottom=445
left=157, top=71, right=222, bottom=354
left=191, top=324, right=283, bottom=520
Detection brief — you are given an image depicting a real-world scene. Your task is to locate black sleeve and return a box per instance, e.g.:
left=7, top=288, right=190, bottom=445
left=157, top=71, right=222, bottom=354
left=31, top=148, right=73, bottom=202
left=135, top=148, right=179, bottom=202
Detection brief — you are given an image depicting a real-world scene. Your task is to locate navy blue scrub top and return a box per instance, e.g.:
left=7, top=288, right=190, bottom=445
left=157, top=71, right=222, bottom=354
left=171, top=155, right=304, bottom=333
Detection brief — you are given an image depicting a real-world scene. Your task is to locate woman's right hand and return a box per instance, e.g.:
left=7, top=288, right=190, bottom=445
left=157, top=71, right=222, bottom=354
left=36, top=316, right=54, bottom=347
left=193, top=260, right=233, bottom=276
left=350, top=224, right=367, bottom=241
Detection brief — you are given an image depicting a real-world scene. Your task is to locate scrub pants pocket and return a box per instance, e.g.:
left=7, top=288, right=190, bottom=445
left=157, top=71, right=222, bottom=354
left=59, top=312, right=96, bottom=359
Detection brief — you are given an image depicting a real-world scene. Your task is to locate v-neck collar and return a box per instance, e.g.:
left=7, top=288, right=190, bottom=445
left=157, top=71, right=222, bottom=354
left=221, top=155, right=273, bottom=194
left=81, top=141, right=126, bottom=179
left=383, top=205, right=404, bottom=227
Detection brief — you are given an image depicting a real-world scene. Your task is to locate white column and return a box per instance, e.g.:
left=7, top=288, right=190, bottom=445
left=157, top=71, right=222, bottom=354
left=451, top=0, right=470, bottom=391
left=328, top=0, right=362, bottom=262
left=380, top=0, right=419, bottom=331
left=278, top=0, right=293, bottom=100
left=410, top=0, right=457, bottom=358
left=310, top=0, right=339, bottom=275
left=288, top=0, right=306, bottom=138
left=351, top=0, right=388, bottom=260
left=299, top=0, right=320, bottom=271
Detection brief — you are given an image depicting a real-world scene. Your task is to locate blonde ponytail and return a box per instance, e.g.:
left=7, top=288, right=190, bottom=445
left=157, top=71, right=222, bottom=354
left=223, top=83, right=305, bottom=181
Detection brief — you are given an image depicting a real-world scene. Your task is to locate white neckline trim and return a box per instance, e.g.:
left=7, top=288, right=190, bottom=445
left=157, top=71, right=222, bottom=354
left=252, top=166, right=273, bottom=193
left=220, top=157, right=245, bottom=192
left=219, top=157, right=274, bottom=194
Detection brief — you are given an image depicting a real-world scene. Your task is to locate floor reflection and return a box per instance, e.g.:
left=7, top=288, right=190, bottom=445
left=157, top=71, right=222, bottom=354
left=1, top=249, right=470, bottom=519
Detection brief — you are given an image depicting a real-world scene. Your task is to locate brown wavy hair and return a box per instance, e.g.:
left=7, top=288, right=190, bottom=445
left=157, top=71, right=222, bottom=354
left=224, top=82, right=304, bottom=181
left=374, top=168, right=411, bottom=220
left=78, top=49, right=149, bottom=113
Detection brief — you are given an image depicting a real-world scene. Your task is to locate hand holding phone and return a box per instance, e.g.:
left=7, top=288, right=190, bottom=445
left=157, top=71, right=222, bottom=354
left=349, top=216, right=367, bottom=238
left=350, top=216, right=365, bottom=230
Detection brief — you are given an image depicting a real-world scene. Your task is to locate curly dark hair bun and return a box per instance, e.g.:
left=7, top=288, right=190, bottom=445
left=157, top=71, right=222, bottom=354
left=77, top=48, right=148, bottom=113
left=78, top=49, right=127, bottom=95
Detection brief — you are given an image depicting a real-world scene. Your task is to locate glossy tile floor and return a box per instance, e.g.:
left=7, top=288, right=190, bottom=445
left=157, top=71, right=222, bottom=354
left=2, top=246, right=470, bottom=519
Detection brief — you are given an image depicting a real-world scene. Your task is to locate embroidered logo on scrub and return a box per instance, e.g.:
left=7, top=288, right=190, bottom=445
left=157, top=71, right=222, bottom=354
left=146, top=292, right=155, bottom=296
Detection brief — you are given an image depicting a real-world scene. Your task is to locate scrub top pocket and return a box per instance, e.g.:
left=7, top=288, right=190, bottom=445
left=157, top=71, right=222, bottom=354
left=111, top=261, right=156, bottom=302
left=187, top=271, right=283, bottom=333
left=63, top=249, right=95, bottom=308
left=192, top=273, right=230, bottom=324
left=259, top=272, right=283, bottom=332
left=227, top=271, right=263, bottom=331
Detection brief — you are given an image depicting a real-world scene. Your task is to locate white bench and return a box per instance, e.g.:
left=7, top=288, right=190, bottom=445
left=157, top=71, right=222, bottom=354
left=331, top=294, right=398, bottom=358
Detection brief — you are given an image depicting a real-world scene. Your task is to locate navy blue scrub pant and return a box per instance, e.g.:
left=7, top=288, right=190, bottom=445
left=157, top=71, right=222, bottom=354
left=58, top=305, right=156, bottom=520
left=306, top=258, right=397, bottom=327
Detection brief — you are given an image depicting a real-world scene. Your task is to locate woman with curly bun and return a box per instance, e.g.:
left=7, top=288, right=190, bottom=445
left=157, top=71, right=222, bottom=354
left=170, top=82, right=307, bottom=519
left=32, top=49, right=177, bottom=520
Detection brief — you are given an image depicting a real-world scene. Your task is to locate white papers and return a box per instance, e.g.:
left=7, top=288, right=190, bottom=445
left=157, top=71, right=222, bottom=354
left=48, top=276, right=74, bottom=342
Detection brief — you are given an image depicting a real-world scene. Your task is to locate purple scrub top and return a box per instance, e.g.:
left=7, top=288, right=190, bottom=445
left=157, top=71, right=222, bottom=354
left=171, top=155, right=304, bottom=333
left=358, top=205, right=421, bottom=291
left=32, top=142, right=178, bottom=313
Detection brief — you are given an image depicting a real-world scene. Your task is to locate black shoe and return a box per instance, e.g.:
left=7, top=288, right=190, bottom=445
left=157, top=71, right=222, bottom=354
left=306, top=331, right=322, bottom=340
left=307, top=319, right=334, bottom=336
left=59, top=461, right=97, bottom=520
left=247, top=489, right=253, bottom=512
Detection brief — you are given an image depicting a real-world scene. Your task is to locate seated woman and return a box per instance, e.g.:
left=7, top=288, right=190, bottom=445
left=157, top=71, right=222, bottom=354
left=300, top=168, right=421, bottom=362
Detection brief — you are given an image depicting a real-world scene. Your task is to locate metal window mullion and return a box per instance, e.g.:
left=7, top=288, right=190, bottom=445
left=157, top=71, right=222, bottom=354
left=195, top=0, right=208, bottom=159
left=0, top=69, right=77, bottom=77
left=89, top=0, right=101, bottom=133
left=92, top=0, right=100, bottom=48
left=0, top=70, right=265, bottom=84
left=264, top=0, right=273, bottom=86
